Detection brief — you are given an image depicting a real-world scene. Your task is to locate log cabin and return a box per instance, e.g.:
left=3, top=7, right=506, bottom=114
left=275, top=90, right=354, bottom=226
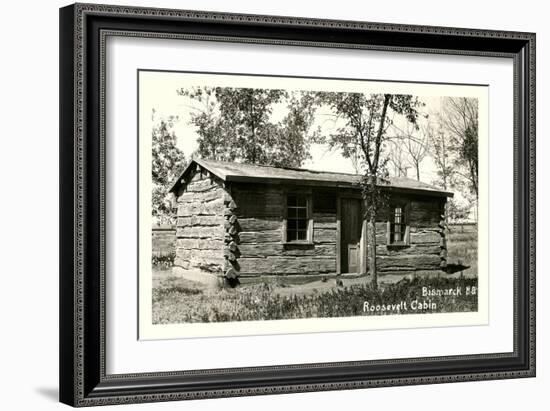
left=169, top=159, right=453, bottom=285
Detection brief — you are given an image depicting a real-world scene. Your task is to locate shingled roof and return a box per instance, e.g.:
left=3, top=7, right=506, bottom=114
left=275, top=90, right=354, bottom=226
left=170, top=158, right=453, bottom=197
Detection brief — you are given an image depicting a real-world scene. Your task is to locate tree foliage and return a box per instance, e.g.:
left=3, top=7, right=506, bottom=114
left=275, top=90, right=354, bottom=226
left=267, top=91, right=322, bottom=167
left=427, top=123, right=455, bottom=191
left=151, top=112, right=186, bottom=224
left=423, top=97, right=480, bottom=223
left=440, top=97, right=479, bottom=198
left=178, top=87, right=320, bottom=168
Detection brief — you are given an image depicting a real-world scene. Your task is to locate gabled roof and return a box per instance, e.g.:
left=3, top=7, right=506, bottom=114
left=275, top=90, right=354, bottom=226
left=170, top=158, right=453, bottom=197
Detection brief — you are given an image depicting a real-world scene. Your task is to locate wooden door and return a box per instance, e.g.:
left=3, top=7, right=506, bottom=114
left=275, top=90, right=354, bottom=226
left=340, top=198, right=362, bottom=273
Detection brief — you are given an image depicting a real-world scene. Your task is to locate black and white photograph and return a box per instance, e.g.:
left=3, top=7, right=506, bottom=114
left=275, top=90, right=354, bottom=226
left=138, top=70, right=487, bottom=338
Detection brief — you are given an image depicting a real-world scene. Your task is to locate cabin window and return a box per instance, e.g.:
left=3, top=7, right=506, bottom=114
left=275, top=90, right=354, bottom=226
left=285, top=193, right=311, bottom=242
left=388, top=203, right=410, bottom=245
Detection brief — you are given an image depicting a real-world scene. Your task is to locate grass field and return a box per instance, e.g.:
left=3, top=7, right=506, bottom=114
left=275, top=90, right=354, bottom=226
left=152, top=273, right=478, bottom=324
left=152, top=223, right=478, bottom=324
left=446, top=223, right=478, bottom=277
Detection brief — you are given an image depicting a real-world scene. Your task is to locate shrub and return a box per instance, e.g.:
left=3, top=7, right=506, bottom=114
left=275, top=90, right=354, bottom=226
left=152, top=251, right=176, bottom=270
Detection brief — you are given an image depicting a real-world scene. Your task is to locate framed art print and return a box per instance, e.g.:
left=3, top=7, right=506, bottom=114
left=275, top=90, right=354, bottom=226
left=59, top=3, right=535, bottom=407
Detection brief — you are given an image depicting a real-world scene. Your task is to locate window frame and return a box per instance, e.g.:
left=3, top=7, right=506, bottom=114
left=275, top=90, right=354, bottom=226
left=387, top=201, right=411, bottom=246
left=283, top=191, right=313, bottom=244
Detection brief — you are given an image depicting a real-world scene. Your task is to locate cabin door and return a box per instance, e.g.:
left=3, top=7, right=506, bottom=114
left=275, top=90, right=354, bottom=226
left=340, top=198, right=363, bottom=274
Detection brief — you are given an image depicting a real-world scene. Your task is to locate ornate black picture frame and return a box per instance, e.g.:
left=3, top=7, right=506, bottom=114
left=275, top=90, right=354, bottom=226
left=59, top=3, right=535, bottom=407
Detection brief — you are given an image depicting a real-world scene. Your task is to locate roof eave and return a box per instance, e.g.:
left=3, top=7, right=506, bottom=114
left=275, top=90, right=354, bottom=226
left=168, top=161, right=194, bottom=194
left=168, top=159, right=228, bottom=194
left=224, top=175, right=358, bottom=188
left=225, top=175, right=453, bottom=197
left=385, top=186, right=454, bottom=198
left=170, top=160, right=454, bottom=198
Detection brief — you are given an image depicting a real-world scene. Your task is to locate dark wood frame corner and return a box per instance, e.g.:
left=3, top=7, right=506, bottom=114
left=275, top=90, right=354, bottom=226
left=60, top=2, right=535, bottom=407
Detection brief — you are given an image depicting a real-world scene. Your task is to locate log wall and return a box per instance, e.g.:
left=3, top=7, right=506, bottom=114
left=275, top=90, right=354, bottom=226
left=229, top=185, right=337, bottom=277
left=174, top=173, right=448, bottom=279
left=174, top=170, right=225, bottom=273
left=372, top=195, right=447, bottom=272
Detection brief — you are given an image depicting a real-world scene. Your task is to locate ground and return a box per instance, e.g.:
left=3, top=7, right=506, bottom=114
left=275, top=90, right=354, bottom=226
left=152, top=223, right=478, bottom=324
left=446, top=223, right=477, bottom=276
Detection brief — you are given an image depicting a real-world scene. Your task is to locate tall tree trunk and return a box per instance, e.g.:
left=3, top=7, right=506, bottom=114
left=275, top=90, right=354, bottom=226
left=368, top=211, right=378, bottom=289
left=249, top=94, right=257, bottom=164
left=364, top=95, right=390, bottom=290
left=366, top=174, right=378, bottom=289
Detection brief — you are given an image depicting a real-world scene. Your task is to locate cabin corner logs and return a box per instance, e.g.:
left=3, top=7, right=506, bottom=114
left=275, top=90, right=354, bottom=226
left=223, top=190, right=240, bottom=284
left=174, top=167, right=226, bottom=276
left=171, top=163, right=449, bottom=284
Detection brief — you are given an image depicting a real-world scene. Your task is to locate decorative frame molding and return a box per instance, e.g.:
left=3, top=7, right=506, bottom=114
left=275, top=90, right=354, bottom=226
left=59, top=3, right=535, bottom=407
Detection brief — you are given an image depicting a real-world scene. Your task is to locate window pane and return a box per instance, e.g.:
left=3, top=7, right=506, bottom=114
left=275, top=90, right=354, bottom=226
left=287, top=219, right=297, bottom=230
left=389, top=204, right=408, bottom=244
left=287, top=194, right=310, bottom=242
left=394, top=207, right=402, bottom=223
left=287, top=195, right=297, bottom=207
left=287, top=229, right=296, bottom=241
left=297, top=219, right=308, bottom=230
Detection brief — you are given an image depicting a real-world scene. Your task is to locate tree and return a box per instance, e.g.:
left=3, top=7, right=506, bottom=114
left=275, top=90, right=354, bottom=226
left=445, top=198, right=471, bottom=223
left=178, top=87, right=319, bottom=167
left=264, top=91, right=322, bottom=167
left=387, top=138, right=410, bottom=177
left=214, top=87, right=286, bottom=164
left=177, top=88, right=236, bottom=162
left=319, top=92, right=423, bottom=288
left=460, top=120, right=479, bottom=196
left=151, top=111, right=187, bottom=224
left=440, top=97, right=479, bottom=198
left=402, top=122, right=429, bottom=181
left=427, top=123, right=455, bottom=191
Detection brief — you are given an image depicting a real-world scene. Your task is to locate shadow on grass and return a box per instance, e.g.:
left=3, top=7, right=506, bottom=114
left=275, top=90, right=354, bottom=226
left=442, top=263, right=471, bottom=274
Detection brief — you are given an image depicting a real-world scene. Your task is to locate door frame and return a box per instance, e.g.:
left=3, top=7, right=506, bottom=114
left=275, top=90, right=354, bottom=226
left=336, top=195, right=367, bottom=275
